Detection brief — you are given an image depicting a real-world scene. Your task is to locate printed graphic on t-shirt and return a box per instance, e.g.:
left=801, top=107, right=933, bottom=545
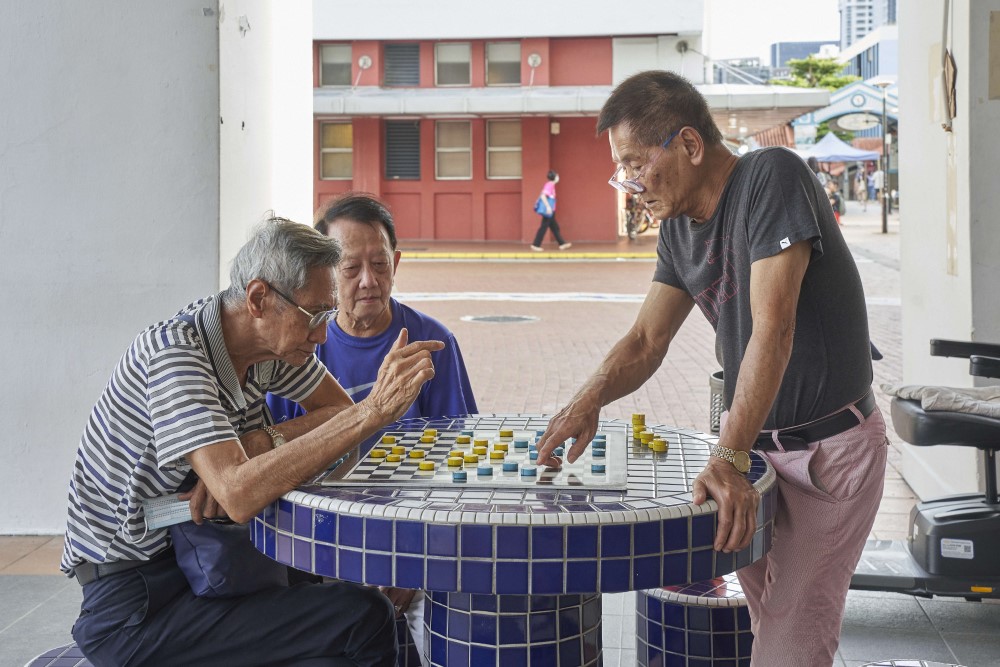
left=693, top=236, right=739, bottom=325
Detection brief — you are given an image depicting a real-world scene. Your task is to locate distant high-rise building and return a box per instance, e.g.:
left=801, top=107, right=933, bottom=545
left=770, top=41, right=840, bottom=68
left=839, top=0, right=896, bottom=50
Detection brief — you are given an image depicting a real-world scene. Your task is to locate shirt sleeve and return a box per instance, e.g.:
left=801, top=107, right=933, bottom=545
left=266, top=354, right=327, bottom=405
left=745, top=149, right=825, bottom=263
left=652, top=222, right=688, bottom=292
left=147, top=345, right=238, bottom=468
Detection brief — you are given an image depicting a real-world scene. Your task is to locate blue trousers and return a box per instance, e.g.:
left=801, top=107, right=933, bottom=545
left=72, top=558, right=396, bottom=667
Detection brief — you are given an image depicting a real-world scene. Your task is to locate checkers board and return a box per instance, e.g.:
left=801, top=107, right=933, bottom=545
left=317, top=415, right=628, bottom=489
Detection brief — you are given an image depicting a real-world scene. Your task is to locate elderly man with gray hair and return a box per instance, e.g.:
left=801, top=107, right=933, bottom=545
left=61, top=217, right=443, bottom=666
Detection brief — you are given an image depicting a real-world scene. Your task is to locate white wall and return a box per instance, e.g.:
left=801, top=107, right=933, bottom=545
left=0, top=2, right=221, bottom=532
left=898, top=1, right=1000, bottom=498
left=313, top=0, right=703, bottom=40
left=219, top=1, right=314, bottom=286
left=613, top=36, right=707, bottom=85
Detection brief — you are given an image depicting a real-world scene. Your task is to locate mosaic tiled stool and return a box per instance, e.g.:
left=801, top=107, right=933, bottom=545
left=637, top=574, right=752, bottom=667
left=257, top=414, right=777, bottom=667
left=861, top=662, right=967, bottom=667
left=424, top=592, right=602, bottom=666
left=24, top=643, right=92, bottom=667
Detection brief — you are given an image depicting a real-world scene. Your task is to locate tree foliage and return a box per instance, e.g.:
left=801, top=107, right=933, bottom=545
left=770, top=55, right=859, bottom=91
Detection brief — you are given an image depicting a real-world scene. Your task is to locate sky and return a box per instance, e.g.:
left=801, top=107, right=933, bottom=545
left=704, top=0, right=841, bottom=64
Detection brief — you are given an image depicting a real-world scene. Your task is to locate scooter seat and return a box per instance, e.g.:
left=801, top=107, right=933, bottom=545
left=892, top=397, right=1000, bottom=450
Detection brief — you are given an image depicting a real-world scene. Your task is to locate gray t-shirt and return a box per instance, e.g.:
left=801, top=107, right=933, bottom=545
left=653, top=147, right=872, bottom=428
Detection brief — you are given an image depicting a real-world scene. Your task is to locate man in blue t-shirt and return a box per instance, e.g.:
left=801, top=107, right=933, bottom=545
left=267, top=193, right=477, bottom=665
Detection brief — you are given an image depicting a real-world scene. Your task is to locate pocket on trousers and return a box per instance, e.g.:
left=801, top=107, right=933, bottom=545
left=806, top=412, right=887, bottom=503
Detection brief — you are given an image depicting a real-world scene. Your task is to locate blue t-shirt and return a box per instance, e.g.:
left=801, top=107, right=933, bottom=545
left=267, top=298, right=478, bottom=423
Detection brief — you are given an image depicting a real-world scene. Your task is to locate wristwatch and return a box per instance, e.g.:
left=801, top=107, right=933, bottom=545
left=262, top=425, right=286, bottom=449
left=709, top=444, right=751, bottom=474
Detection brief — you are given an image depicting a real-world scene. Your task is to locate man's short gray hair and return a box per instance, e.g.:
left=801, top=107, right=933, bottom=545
left=222, top=216, right=341, bottom=305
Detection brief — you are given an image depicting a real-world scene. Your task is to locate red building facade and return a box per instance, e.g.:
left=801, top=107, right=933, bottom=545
left=313, top=38, right=619, bottom=242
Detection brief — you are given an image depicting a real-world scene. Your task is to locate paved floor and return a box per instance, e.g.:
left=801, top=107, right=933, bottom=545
left=4, top=201, right=998, bottom=666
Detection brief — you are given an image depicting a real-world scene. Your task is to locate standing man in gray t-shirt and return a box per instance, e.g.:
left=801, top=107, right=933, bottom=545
left=536, top=71, right=887, bottom=667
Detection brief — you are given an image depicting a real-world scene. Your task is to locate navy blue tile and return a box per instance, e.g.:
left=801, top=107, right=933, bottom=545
left=712, top=607, right=737, bottom=633
left=689, top=630, right=712, bottom=657
left=449, top=593, right=471, bottom=611
left=496, top=526, right=529, bottom=559
left=714, top=632, right=738, bottom=658
left=292, top=538, right=312, bottom=572
left=689, top=658, right=714, bottom=667
left=647, top=618, right=663, bottom=649
left=470, top=612, right=496, bottom=644
left=293, top=505, right=312, bottom=538
left=430, top=633, right=446, bottom=662
left=663, top=517, right=690, bottom=552
left=600, top=558, right=631, bottom=593
left=469, top=645, right=496, bottom=665
left=276, top=532, right=293, bottom=564
left=713, top=549, right=736, bottom=577
left=498, top=646, right=527, bottom=667
left=687, top=606, right=711, bottom=632
left=461, top=525, right=493, bottom=558
left=531, top=595, right=557, bottom=611
left=263, top=526, right=277, bottom=558
left=395, top=521, right=424, bottom=554
left=582, top=631, right=601, bottom=664
left=559, top=637, right=582, bottom=666
left=735, top=544, right=753, bottom=570
left=339, top=548, right=363, bottom=582
left=470, top=594, right=497, bottom=613
left=662, top=552, right=689, bottom=586
left=460, top=560, right=494, bottom=594
left=528, top=611, right=557, bottom=643
left=690, top=548, right=714, bottom=582
left=565, top=560, right=597, bottom=594
left=633, top=555, right=661, bottom=589
left=633, top=520, right=661, bottom=555
left=566, top=525, right=598, bottom=558
left=581, top=594, right=602, bottom=628
left=450, top=610, right=471, bottom=641
left=738, top=630, right=753, bottom=657
left=601, top=524, right=631, bottom=557
left=495, top=561, right=529, bottom=595
left=365, top=518, right=393, bottom=552
left=261, top=501, right=278, bottom=525
left=395, top=555, right=424, bottom=589
left=531, top=561, right=564, bottom=595
left=430, top=602, right=448, bottom=635
left=499, top=614, right=527, bottom=643
left=663, top=600, right=685, bottom=629
left=528, top=643, right=557, bottom=666
left=427, top=524, right=458, bottom=557
left=691, top=514, right=715, bottom=549
left=252, top=518, right=263, bottom=549
left=427, top=558, right=457, bottom=591
left=499, top=595, right=528, bottom=613
left=339, top=515, right=363, bottom=548
left=645, top=594, right=663, bottom=623
left=314, top=510, right=337, bottom=544
left=664, top=625, right=686, bottom=654
left=365, top=553, right=393, bottom=586
left=531, top=526, right=565, bottom=559
left=559, top=606, right=581, bottom=637
left=446, top=640, right=469, bottom=666
left=277, top=498, right=294, bottom=531
left=314, top=543, right=336, bottom=578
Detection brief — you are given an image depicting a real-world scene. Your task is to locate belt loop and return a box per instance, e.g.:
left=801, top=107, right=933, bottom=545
left=770, top=431, right=786, bottom=453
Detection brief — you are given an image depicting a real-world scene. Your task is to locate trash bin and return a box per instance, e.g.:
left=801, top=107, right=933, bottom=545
left=709, top=370, right=724, bottom=434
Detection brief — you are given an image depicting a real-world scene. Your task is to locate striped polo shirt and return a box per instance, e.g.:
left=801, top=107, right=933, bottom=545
left=61, top=293, right=326, bottom=575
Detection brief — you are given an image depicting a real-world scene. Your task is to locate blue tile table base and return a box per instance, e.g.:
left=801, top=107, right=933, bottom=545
left=637, top=574, right=752, bottom=667
left=397, top=614, right=423, bottom=667
left=424, top=592, right=602, bottom=667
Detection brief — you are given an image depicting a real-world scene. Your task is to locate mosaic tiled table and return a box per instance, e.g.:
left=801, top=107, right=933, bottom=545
left=254, top=414, right=776, bottom=667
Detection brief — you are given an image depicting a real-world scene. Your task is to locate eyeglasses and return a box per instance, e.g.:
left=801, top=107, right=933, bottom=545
left=608, top=129, right=681, bottom=194
left=266, top=283, right=338, bottom=330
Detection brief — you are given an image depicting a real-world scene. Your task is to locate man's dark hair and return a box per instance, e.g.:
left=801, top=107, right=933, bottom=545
left=314, top=193, right=398, bottom=250
left=597, top=70, right=723, bottom=147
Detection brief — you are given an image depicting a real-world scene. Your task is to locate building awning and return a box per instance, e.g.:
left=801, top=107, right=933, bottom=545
left=315, top=84, right=830, bottom=139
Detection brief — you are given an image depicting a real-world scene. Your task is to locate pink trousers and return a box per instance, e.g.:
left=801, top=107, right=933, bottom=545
left=731, top=403, right=888, bottom=667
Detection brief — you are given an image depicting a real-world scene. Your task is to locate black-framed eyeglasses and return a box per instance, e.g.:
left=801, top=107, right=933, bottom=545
left=608, top=129, right=681, bottom=194
left=266, top=283, right=337, bottom=330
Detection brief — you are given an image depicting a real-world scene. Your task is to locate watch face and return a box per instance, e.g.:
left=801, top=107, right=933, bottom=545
left=734, top=450, right=751, bottom=473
